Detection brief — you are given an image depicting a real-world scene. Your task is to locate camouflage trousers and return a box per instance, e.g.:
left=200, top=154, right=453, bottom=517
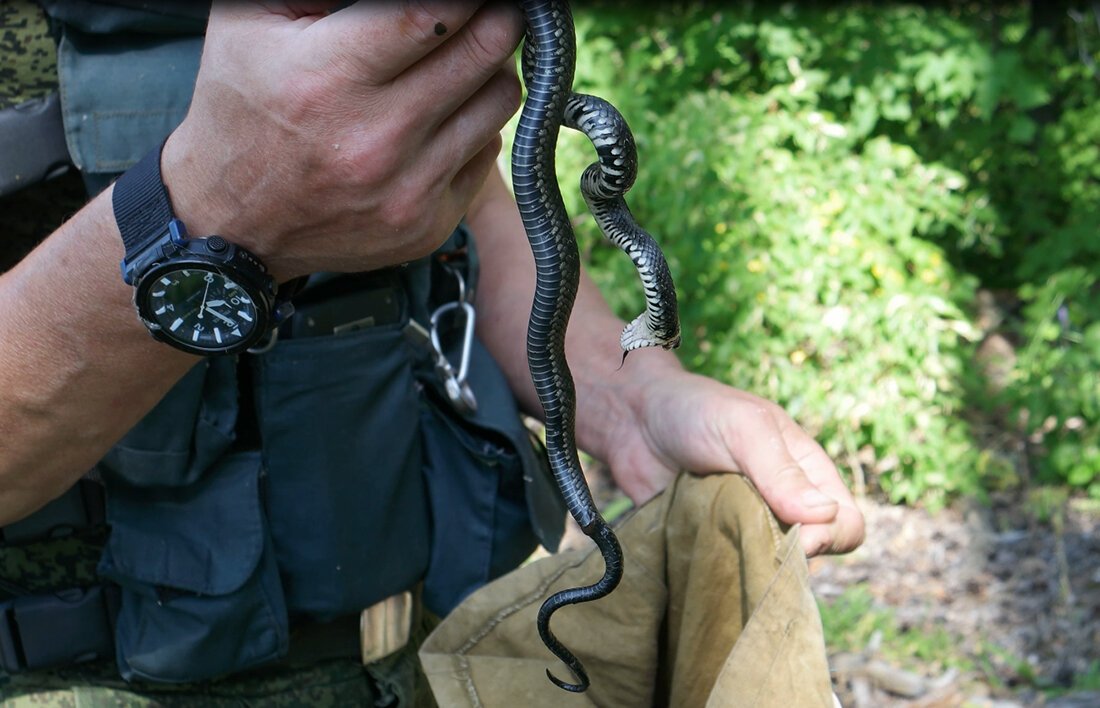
left=0, top=613, right=440, bottom=708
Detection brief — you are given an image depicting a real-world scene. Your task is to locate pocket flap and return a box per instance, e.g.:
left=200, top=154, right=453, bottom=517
left=100, top=451, right=264, bottom=596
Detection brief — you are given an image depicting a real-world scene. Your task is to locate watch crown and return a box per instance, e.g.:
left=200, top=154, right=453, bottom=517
left=206, top=236, right=228, bottom=252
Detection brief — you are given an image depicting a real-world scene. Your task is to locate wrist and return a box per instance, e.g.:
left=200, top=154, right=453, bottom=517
left=159, top=128, right=295, bottom=283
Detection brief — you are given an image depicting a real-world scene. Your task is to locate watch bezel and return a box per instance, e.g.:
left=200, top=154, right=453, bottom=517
left=133, top=256, right=274, bottom=356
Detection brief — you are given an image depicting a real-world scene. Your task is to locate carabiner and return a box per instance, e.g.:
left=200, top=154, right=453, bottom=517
left=428, top=299, right=478, bottom=415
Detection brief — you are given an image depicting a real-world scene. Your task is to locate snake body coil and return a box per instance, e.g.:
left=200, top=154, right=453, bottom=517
left=513, top=0, right=681, bottom=693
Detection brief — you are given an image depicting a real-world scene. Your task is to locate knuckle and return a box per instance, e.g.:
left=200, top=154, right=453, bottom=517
left=357, top=137, right=404, bottom=185
left=462, top=6, right=523, bottom=72
left=333, top=121, right=412, bottom=191
left=380, top=186, right=423, bottom=235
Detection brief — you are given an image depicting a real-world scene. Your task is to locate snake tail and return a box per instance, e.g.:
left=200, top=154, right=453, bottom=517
left=537, top=519, right=624, bottom=692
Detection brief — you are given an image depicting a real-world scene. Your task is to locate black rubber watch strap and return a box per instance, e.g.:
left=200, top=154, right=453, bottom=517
left=112, top=139, right=174, bottom=260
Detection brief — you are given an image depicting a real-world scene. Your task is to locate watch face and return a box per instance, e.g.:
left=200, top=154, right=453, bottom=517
left=138, top=266, right=264, bottom=353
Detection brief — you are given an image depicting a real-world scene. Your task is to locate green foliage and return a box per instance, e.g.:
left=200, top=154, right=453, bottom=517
left=819, top=585, right=1091, bottom=695
left=1009, top=269, right=1100, bottom=493
left=507, top=1, right=1100, bottom=502
left=818, top=585, right=971, bottom=672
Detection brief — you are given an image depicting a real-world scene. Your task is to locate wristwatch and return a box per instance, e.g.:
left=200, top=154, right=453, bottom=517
left=112, top=140, right=291, bottom=355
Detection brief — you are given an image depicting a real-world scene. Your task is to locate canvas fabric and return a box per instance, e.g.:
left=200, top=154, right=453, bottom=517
left=421, top=472, right=836, bottom=708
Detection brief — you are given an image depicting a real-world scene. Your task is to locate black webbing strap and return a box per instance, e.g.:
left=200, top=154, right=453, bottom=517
left=0, top=585, right=117, bottom=673
left=110, top=138, right=173, bottom=259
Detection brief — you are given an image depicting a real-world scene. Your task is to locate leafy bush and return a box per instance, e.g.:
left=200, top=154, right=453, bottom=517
left=507, top=1, right=1100, bottom=503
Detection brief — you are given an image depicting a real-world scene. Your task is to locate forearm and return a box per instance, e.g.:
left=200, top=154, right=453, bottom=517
left=0, top=187, right=197, bottom=524
left=468, top=167, right=681, bottom=464
left=0, top=2, right=526, bottom=526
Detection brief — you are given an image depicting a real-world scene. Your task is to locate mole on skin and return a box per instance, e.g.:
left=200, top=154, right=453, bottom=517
left=434, top=22, right=447, bottom=36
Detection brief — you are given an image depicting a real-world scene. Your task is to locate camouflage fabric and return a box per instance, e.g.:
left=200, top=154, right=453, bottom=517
left=0, top=531, right=105, bottom=600
left=0, top=609, right=442, bottom=707
left=0, top=0, right=57, bottom=110
left=2, top=659, right=395, bottom=707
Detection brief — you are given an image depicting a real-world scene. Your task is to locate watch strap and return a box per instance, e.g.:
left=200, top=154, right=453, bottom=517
left=112, top=139, right=175, bottom=261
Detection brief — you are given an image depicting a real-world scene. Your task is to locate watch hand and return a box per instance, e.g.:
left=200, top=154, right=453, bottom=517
left=206, top=300, right=226, bottom=307
left=198, top=281, right=212, bottom=319
left=207, top=308, right=237, bottom=327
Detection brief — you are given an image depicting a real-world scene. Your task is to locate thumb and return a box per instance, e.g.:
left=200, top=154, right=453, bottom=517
left=742, top=461, right=839, bottom=527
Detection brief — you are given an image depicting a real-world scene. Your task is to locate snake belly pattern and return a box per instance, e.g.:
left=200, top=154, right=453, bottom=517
left=512, top=0, right=681, bottom=693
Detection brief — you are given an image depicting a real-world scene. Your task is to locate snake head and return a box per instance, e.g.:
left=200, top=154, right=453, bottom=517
left=620, top=313, right=681, bottom=353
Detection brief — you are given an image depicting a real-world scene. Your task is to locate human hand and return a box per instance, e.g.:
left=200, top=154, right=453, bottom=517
left=160, top=0, right=523, bottom=282
left=602, top=366, right=864, bottom=557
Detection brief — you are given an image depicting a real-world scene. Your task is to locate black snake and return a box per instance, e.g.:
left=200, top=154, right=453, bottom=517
left=511, top=0, right=681, bottom=692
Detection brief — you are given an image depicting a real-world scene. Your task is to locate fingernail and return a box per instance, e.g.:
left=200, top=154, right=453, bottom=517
left=801, top=489, right=837, bottom=508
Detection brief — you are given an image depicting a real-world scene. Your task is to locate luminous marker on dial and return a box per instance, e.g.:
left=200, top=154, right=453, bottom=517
left=238, top=312, right=253, bottom=322
left=214, top=328, right=223, bottom=344
left=169, top=318, right=184, bottom=332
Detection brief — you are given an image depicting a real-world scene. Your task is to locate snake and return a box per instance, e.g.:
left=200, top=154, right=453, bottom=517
left=511, top=0, right=682, bottom=693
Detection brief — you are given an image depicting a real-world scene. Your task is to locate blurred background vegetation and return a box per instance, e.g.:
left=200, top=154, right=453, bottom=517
left=511, top=0, right=1100, bottom=509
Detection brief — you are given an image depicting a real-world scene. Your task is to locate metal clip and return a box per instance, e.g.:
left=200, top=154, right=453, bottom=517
left=402, top=267, right=478, bottom=415
left=403, top=316, right=478, bottom=416
left=429, top=300, right=478, bottom=415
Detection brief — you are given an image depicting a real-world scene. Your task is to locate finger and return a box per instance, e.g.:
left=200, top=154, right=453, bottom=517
left=427, top=66, right=519, bottom=175
left=307, top=0, right=490, bottom=83
left=392, top=0, right=524, bottom=127
left=798, top=504, right=866, bottom=557
left=729, top=412, right=840, bottom=527
left=447, top=133, right=503, bottom=214
left=774, top=418, right=865, bottom=555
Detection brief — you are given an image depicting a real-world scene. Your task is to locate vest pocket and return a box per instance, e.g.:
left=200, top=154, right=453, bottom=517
left=99, top=450, right=288, bottom=683
left=419, top=388, right=539, bottom=616
left=254, top=323, right=430, bottom=621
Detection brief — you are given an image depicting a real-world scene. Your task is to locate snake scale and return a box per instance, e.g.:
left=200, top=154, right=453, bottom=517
left=511, top=0, right=681, bottom=692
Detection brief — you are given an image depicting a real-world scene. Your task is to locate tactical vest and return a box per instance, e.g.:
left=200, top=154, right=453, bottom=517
left=0, top=1, right=564, bottom=684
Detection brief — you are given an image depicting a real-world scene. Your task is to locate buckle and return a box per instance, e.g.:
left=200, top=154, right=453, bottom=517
left=0, top=586, right=116, bottom=673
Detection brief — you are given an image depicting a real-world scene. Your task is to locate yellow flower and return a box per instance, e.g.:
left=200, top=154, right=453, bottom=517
left=789, top=349, right=808, bottom=366
left=747, top=258, right=765, bottom=273
left=714, top=222, right=728, bottom=235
